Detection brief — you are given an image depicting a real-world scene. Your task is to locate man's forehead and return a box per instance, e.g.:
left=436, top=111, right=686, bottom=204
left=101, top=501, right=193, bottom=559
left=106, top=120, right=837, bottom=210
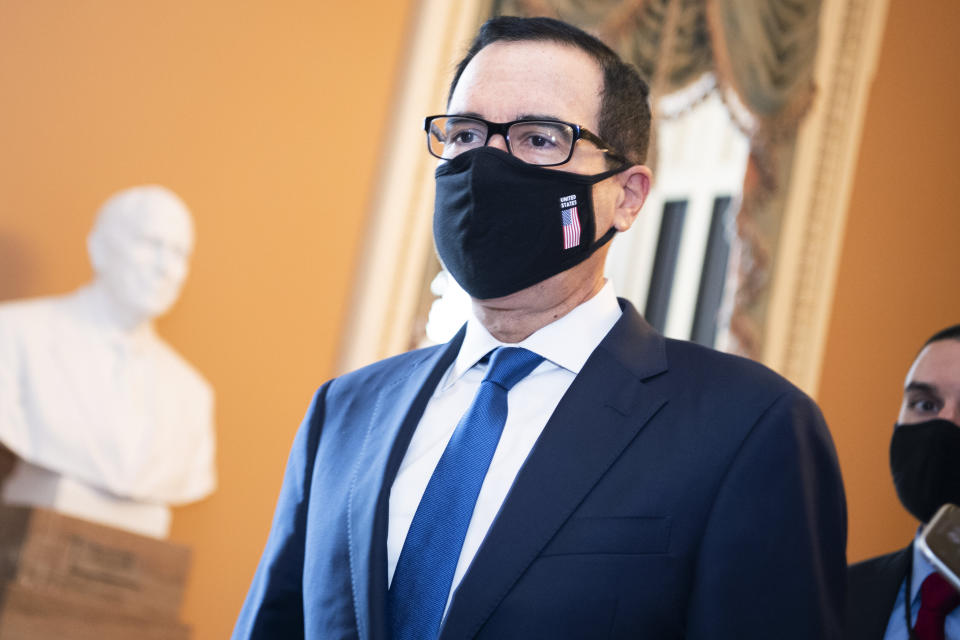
left=905, top=340, right=960, bottom=388
left=448, top=40, right=604, bottom=127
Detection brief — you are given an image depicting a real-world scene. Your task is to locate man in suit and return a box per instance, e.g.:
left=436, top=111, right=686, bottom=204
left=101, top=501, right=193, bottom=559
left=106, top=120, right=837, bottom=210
left=846, top=325, right=960, bottom=639
left=233, top=16, right=846, bottom=639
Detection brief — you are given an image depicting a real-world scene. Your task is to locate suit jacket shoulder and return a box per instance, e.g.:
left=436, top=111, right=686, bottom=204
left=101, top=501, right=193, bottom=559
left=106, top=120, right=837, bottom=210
left=663, top=333, right=808, bottom=404
left=330, top=342, right=449, bottom=394
left=846, top=545, right=911, bottom=640
left=601, top=301, right=812, bottom=418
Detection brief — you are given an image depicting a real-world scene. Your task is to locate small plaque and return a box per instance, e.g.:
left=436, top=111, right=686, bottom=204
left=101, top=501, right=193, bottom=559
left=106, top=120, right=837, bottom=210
left=0, top=505, right=192, bottom=638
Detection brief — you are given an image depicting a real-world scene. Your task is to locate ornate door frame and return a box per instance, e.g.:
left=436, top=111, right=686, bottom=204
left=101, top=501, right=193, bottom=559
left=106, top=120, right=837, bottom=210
left=763, top=0, right=890, bottom=395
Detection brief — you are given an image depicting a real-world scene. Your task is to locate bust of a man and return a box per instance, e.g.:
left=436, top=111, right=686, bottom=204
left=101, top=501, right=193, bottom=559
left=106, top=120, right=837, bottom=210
left=0, top=186, right=215, bottom=538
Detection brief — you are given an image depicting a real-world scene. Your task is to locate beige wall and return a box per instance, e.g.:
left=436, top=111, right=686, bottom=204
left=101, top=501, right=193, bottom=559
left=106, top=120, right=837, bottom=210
left=818, top=0, right=960, bottom=562
left=0, top=2, right=416, bottom=638
left=1, top=0, right=958, bottom=636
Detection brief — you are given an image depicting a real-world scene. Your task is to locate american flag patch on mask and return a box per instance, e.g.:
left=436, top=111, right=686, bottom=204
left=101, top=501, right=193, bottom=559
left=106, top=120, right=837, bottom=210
left=560, top=194, right=581, bottom=249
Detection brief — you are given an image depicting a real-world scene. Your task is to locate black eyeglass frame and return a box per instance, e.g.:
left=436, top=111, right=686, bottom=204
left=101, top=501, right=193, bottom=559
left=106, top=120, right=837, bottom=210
left=423, top=114, right=629, bottom=167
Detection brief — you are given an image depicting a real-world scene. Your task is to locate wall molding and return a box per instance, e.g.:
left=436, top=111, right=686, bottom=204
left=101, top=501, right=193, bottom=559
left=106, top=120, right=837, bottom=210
left=337, top=0, right=489, bottom=374
left=763, top=0, right=890, bottom=397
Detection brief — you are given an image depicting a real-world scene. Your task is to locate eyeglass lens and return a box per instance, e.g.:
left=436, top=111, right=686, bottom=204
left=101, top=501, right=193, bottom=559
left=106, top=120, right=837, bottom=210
left=428, top=116, right=576, bottom=166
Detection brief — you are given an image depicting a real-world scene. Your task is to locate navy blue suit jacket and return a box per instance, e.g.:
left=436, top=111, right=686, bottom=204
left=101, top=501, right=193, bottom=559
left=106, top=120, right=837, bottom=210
left=233, top=301, right=847, bottom=639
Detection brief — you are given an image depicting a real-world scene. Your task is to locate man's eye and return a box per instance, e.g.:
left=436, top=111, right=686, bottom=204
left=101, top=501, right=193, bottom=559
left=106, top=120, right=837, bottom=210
left=450, top=130, right=481, bottom=145
left=908, top=398, right=940, bottom=413
left=528, top=135, right=554, bottom=148
left=515, top=131, right=557, bottom=148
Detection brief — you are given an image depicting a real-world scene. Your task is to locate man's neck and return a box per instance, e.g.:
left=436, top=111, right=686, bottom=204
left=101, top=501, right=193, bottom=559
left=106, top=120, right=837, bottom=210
left=471, top=271, right=606, bottom=343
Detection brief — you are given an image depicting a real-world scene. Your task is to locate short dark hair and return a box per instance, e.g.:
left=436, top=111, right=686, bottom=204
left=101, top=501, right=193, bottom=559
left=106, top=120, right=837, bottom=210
left=925, top=324, right=960, bottom=347
left=448, top=16, right=652, bottom=165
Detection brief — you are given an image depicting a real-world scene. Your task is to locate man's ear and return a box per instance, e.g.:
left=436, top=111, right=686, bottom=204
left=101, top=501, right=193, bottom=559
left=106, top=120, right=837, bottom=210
left=612, top=164, right=652, bottom=232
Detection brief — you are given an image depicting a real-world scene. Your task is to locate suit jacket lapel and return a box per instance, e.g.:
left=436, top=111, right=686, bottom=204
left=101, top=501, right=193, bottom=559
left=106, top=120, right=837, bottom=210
left=347, top=329, right=464, bottom=640
left=440, top=303, right=669, bottom=639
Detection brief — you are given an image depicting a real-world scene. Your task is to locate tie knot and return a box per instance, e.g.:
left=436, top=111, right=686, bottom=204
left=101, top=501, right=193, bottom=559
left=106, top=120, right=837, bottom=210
left=920, top=572, right=960, bottom=614
left=482, top=347, right=544, bottom=391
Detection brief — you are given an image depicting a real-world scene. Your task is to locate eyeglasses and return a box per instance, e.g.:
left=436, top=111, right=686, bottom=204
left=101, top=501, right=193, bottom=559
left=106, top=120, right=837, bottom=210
left=423, top=114, right=627, bottom=167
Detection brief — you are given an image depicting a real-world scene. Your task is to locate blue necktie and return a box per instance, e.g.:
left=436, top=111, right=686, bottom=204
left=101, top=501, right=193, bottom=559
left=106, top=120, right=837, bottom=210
left=388, top=346, right=544, bottom=640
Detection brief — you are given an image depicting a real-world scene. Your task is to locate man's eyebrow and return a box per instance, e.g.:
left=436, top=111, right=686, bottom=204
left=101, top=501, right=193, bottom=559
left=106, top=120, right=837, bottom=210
left=904, top=381, right=941, bottom=394
left=447, top=112, right=564, bottom=123
left=449, top=111, right=484, bottom=119
left=514, top=113, right=563, bottom=122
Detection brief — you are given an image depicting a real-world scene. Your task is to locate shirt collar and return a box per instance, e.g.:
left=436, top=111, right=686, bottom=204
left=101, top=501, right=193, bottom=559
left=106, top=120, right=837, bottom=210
left=442, top=280, right=622, bottom=390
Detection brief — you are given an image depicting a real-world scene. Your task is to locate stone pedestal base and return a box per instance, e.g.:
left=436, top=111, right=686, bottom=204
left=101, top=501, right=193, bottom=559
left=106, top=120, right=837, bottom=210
left=0, top=505, right=191, bottom=639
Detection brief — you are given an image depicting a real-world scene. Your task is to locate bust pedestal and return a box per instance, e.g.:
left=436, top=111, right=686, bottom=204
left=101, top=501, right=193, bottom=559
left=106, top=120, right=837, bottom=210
left=0, top=505, right=192, bottom=639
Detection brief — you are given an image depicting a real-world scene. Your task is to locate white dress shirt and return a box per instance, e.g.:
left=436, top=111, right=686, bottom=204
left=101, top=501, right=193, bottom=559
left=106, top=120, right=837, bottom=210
left=386, top=280, right=622, bottom=608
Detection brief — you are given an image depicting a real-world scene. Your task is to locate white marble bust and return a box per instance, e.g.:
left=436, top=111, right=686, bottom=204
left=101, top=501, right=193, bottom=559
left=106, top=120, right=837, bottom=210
left=0, top=186, right=215, bottom=538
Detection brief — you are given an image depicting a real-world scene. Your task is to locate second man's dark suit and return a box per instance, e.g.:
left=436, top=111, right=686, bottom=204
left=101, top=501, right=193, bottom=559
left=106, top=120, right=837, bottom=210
left=846, top=546, right=911, bottom=640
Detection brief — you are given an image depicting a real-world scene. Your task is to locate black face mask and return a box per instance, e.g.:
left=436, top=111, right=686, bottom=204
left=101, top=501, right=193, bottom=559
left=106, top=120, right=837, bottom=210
left=889, top=418, right=960, bottom=522
left=433, top=147, right=627, bottom=300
